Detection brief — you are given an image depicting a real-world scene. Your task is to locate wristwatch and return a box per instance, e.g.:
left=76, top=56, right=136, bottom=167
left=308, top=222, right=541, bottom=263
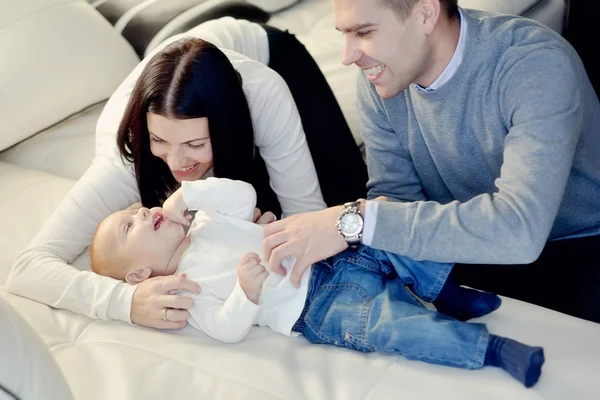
left=335, top=201, right=364, bottom=245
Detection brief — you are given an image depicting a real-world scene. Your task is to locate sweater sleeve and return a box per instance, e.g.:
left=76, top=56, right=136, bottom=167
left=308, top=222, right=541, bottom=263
left=6, top=158, right=140, bottom=322
left=370, top=49, right=583, bottom=264
left=248, top=66, right=327, bottom=217
left=357, top=73, right=428, bottom=203
left=181, top=178, right=257, bottom=221
left=186, top=281, right=260, bottom=344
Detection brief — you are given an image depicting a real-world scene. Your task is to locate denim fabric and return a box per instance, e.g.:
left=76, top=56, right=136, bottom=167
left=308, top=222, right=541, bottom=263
left=366, top=247, right=453, bottom=302
left=293, top=246, right=488, bottom=369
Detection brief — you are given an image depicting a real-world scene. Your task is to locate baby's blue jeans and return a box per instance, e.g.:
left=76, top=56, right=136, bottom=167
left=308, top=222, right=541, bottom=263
left=292, top=245, right=488, bottom=369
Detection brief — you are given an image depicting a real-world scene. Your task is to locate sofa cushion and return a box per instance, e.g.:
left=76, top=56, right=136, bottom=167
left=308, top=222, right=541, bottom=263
left=0, top=103, right=102, bottom=180
left=99, top=0, right=270, bottom=57
left=0, top=296, right=74, bottom=400
left=0, top=162, right=75, bottom=285
left=0, top=0, right=139, bottom=152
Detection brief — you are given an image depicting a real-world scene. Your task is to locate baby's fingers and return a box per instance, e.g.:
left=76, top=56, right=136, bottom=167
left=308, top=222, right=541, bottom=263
left=239, top=252, right=261, bottom=265
left=249, top=263, right=267, bottom=276
left=257, top=268, right=270, bottom=283
left=240, top=259, right=260, bottom=272
left=164, top=210, right=189, bottom=226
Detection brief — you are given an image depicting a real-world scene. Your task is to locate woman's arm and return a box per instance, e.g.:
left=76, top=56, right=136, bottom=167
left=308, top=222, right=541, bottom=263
left=7, top=158, right=200, bottom=326
left=7, top=158, right=140, bottom=321
left=241, top=62, right=327, bottom=217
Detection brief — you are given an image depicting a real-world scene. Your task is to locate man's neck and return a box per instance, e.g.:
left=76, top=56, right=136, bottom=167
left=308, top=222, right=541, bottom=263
left=416, top=14, right=461, bottom=88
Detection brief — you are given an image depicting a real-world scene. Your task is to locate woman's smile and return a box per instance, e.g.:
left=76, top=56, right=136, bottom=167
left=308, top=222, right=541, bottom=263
left=172, top=162, right=201, bottom=179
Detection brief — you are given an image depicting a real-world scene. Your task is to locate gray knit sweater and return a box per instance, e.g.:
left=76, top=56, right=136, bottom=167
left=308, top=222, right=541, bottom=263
left=359, top=9, right=600, bottom=264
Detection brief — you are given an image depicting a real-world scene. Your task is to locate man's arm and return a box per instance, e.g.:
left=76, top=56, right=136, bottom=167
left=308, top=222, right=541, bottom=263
left=264, top=47, right=585, bottom=280
left=369, top=48, right=584, bottom=264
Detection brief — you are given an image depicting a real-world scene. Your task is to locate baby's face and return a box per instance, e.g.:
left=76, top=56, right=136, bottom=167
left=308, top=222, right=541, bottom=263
left=95, top=207, right=186, bottom=276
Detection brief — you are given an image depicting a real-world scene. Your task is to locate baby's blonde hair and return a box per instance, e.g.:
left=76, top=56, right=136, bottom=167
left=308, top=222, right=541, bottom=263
left=89, top=216, right=128, bottom=281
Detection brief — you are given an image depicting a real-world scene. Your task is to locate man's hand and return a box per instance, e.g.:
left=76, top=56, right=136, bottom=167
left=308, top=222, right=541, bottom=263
left=237, top=252, right=269, bottom=304
left=163, top=187, right=192, bottom=226
left=263, top=206, right=348, bottom=288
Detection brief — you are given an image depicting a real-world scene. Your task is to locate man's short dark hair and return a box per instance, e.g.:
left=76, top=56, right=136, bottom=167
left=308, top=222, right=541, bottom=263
left=380, top=0, right=459, bottom=20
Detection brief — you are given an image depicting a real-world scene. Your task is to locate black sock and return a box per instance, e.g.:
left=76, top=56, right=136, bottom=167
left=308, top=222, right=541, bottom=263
left=433, top=276, right=502, bottom=321
left=485, top=334, right=545, bottom=388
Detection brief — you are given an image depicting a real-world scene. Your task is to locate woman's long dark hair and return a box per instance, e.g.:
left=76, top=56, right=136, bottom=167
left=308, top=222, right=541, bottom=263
left=117, top=38, right=255, bottom=207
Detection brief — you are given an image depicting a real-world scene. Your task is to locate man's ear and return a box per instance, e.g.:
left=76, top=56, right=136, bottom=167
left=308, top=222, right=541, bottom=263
left=420, top=0, right=441, bottom=34
left=125, top=267, right=153, bottom=285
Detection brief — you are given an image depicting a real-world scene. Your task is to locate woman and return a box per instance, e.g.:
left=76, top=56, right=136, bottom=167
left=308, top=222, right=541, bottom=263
left=7, top=17, right=367, bottom=329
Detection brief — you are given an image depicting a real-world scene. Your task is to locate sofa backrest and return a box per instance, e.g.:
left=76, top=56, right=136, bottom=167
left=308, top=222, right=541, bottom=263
left=0, top=0, right=140, bottom=152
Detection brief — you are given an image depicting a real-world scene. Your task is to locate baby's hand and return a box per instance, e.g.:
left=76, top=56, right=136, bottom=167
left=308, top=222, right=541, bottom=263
left=237, top=252, right=269, bottom=304
left=163, top=187, right=192, bottom=226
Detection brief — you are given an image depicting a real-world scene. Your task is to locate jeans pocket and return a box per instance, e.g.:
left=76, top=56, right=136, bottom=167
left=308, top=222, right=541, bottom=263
left=304, top=284, right=372, bottom=347
left=343, top=331, right=373, bottom=353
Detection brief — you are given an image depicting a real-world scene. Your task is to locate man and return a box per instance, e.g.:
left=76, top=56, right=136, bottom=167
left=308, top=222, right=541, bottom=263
left=263, top=0, right=600, bottom=322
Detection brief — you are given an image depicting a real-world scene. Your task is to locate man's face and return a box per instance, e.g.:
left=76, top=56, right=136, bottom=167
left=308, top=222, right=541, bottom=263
left=333, top=0, right=431, bottom=98
left=95, top=207, right=186, bottom=276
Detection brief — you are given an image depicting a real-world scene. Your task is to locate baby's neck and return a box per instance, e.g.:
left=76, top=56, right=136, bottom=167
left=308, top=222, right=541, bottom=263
left=164, top=237, right=191, bottom=275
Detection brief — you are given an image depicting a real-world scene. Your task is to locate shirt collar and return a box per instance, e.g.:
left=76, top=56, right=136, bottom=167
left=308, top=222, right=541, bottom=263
left=414, top=7, right=467, bottom=93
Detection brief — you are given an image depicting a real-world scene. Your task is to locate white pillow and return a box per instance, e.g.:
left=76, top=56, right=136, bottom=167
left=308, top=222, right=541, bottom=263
left=0, top=296, right=73, bottom=400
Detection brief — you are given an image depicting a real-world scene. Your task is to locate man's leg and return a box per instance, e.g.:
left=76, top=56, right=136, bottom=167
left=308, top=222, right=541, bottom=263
left=262, top=25, right=369, bottom=207
left=451, top=234, right=600, bottom=323
left=359, top=245, right=501, bottom=321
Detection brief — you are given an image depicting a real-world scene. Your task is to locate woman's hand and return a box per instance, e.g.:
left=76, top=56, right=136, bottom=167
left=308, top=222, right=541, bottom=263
left=253, top=208, right=277, bottom=225
left=163, top=187, right=192, bottom=226
left=130, top=273, right=201, bottom=329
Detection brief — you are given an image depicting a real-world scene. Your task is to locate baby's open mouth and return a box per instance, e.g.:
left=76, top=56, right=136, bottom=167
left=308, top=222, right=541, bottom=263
left=153, top=213, right=165, bottom=230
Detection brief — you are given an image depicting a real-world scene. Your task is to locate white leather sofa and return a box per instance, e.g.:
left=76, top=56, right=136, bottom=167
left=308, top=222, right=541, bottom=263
left=2, top=1, right=599, bottom=399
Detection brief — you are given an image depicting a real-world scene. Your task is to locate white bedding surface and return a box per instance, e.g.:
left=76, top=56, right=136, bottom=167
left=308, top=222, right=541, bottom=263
left=1, top=160, right=599, bottom=399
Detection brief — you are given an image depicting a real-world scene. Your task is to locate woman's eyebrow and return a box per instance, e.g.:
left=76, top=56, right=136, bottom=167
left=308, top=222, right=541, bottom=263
left=183, top=137, right=210, bottom=144
left=148, top=131, right=209, bottom=144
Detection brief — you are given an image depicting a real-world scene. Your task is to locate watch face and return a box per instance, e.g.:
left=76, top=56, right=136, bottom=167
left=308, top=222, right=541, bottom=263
left=340, top=213, right=363, bottom=236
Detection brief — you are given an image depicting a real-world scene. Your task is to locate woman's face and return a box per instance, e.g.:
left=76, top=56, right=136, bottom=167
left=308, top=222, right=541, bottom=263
left=147, top=113, right=214, bottom=182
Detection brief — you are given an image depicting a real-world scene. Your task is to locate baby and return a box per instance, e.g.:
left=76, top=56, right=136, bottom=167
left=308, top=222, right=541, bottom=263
left=91, top=177, right=545, bottom=388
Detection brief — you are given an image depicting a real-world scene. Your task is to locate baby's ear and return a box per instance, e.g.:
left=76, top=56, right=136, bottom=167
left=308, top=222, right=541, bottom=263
left=125, top=267, right=152, bottom=285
